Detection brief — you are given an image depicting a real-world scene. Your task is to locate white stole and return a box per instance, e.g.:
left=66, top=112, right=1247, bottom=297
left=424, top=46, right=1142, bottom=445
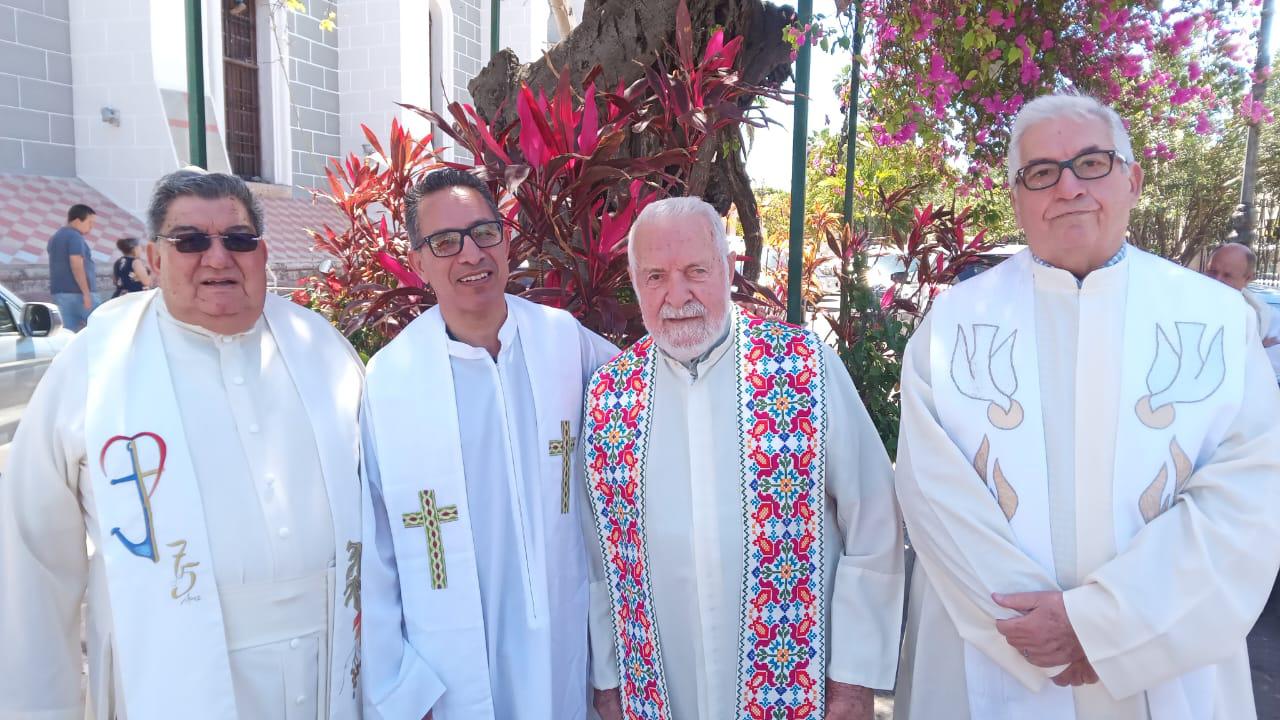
left=362, top=294, right=586, bottom=719
left=83, top=290, right=363, bottom=719
left=930, top=249, right=1245, bottom=720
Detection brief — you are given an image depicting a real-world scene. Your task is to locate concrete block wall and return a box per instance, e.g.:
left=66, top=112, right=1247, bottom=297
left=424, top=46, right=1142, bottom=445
left=0, top=0, right=75, bottom=176
left=288, top=0, right=339, bottom=197
left=70, top=0, right=175, bottom=217
left=337, top=0, right=432, bottom=165
left=451, top=0, right=483, bottom=164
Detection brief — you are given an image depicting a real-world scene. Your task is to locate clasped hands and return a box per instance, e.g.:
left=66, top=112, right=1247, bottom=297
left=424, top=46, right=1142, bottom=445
left=993, top=590, right=1098, bottom=688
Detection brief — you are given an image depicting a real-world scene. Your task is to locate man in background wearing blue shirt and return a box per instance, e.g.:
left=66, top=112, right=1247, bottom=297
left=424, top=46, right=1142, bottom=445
left=47, top=203, right=98, bottom=331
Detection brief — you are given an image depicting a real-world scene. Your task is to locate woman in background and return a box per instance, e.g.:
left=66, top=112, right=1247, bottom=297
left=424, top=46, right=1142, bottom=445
left=111, top=237, right=151, bottom=297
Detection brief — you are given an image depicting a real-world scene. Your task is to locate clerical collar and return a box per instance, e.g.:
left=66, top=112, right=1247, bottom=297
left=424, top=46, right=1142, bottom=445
left=444, top=306, right=516, bottom=361
left=662, top=317, right=733, bottom=381
left=1030, top=242, right=1128, bottom=287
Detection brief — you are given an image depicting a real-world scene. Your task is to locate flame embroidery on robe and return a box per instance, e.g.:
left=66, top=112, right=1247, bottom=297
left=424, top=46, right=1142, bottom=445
left=950, top=324, right=1023, bottom=430
left=1139, top=438, right=1194, bottom=523
left=1136, top=322, right=1226, bottom=430
left=344, top=540, right=362, bottom=696
left=972, top=435, right=1019, bottom=521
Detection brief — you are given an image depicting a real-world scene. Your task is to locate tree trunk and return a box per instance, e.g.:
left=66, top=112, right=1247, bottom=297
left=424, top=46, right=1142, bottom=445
left=467, top=0, right=797, bottom=282
left=548, top=0, right=574, bottom=38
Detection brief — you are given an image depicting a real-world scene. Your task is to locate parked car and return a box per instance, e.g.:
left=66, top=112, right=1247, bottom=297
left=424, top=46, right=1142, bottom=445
left=0, top=283, right=72, bottom=473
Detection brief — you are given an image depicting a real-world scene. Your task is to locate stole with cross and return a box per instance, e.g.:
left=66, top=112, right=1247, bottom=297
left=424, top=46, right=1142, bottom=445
left=402, top=419, right=578, bottom=590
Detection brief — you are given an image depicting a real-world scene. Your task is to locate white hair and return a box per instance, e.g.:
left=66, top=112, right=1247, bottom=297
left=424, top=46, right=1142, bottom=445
left=1006, top=93, right=1135, bottom=188
left=626, top=196, right=730, bottom=278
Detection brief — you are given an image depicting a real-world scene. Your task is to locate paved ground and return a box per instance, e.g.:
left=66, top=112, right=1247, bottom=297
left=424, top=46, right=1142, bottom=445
left=1249, top=602, right=1280, bottom=718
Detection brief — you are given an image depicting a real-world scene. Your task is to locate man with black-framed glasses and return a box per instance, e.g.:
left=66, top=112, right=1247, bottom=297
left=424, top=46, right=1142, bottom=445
left=360, top=168, right=616, bottom=720
left=1, top=168, right=366, bottom=719
left=895, top=93, right=1280, bottom=720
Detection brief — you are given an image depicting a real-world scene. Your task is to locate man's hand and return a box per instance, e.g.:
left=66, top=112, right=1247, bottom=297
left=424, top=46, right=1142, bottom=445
left=594, top=687, right=623, bottom=720
left=82, top=293, right=93, bottom=310
left=1263, top=336, right=1280, bottom=348
left=993, top=591, right=1087, bottom=668
left=825, top=679, right=873, bottom=720
left=1051, top=658, right=1099, bottom=687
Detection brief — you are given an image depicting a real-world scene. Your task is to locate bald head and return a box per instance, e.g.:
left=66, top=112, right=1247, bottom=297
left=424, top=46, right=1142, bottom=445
left=1206, top=242, right=1257, bottom=291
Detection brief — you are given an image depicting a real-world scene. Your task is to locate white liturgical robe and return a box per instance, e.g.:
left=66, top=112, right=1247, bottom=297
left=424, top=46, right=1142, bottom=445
left=895, top=252, right=1280, bottom=720
left=586, top=326, right=905, bottom=717
left=0, top=292, right=364, bottom=720
left=361, top=295, right=616, bottom=720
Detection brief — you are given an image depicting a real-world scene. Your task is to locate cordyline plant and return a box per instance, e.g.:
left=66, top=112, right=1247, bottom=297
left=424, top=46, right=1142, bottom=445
left=298, top=0, right=782, bottom=351
left=820, top=185, right=996, bottom=456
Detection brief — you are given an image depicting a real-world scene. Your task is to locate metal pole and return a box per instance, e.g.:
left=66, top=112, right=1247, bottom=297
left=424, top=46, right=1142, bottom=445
left=841, top=1, right=862, bottom=227
left=838, top=1, right=862, bottom=331
left=1230, top=0, right=1273, bottom=246
left=185, top=0, right=207, bottom=169
left=491, top=0, right=501, bottom=55
left=787, top=0, right=814, bottom=325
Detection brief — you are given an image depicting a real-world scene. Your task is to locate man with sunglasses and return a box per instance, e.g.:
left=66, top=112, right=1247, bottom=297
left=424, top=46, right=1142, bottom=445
left=360, top=168, right=616, bottom=720
left=1, top=169, right=364, bottom=720
left=893, top=93, right=1280, bottom=720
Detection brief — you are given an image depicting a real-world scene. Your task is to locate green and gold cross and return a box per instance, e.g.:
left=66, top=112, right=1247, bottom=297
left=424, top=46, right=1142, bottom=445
left=402, top=489, right=459, bottom=589
left=548, top=420, right=577, bottom=514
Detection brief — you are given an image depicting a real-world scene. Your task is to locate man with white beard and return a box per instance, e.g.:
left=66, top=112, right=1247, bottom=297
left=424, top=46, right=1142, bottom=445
left=583, top=197, right=904, bottom=720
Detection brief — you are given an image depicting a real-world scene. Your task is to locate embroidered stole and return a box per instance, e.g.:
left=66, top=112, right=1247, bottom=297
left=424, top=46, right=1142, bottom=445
left=83, top=291, right=363, bottom=719
left=363, top=295, right=586, bottom=719
left=584, top=309, right=828, bottom=719
left=930, top=249, right=1245, bottom=720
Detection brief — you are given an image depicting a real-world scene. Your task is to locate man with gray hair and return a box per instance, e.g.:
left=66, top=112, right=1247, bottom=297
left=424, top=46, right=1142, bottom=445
left=1, top=169, right=365, bottom=719
left=895, top=93, right=1280, bottom=719
left=584, top=196, right=904, bottom=720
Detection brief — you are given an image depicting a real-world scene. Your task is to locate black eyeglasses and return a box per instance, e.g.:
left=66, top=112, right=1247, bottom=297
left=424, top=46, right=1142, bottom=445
left=415, top=220, right=504, bottom=257
left=156, top=232, right=262, bottom=254
left=1016, top=149, right=1126, bottom=191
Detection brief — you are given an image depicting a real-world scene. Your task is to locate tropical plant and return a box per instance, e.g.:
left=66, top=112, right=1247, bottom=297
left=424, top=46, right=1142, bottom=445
left=298, top=1, right=783, bottom=353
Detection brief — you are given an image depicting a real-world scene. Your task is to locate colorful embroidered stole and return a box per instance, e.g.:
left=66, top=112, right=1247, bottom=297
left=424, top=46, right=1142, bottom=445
left=585, top=310, right=827, bottom=719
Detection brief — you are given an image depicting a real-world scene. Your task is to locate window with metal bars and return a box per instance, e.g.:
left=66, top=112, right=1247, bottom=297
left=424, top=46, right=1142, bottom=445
left=223, top=0, right=261, bottom=180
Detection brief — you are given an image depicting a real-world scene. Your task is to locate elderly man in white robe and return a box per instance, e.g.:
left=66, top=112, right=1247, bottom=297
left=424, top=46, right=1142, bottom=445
left=0, top=169, right=364, bottom=720
left=359, top=168, right=616, bottom=720
left=1205, top=242, right=1280, bottom=383
left=894, top=93, right=1280, bottom=720
left=585, top=197, right=904, bottom=720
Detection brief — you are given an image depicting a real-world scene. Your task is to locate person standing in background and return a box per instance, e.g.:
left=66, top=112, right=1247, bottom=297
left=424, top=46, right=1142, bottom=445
left=47, top=203, right=98, bottom=331
left=112, top=237, right=153, bottom=297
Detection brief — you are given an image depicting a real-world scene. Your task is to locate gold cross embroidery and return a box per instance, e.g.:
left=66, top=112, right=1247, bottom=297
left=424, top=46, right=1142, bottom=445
left=402, top=489, right=459, bottom=589
left=548, top=420, right=577, bottom=514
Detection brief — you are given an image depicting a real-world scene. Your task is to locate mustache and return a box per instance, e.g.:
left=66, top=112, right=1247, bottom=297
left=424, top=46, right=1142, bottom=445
left=659, top=300, right=707, bottom=320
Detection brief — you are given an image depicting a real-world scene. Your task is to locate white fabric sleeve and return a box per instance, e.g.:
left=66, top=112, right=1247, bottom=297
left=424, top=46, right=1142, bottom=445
left=0, top=338, right=91, bottom=720
left=894, top=314, right=1064, bottom=691
left=359, top=397, right=446, bottom=720
left=821, top=343, right=906, bottom=690
left=1062, top=320, right=1280, bottom=700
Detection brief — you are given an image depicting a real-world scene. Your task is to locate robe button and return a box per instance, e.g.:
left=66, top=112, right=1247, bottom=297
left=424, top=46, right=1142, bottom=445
left=248, top=423, right=260, bottom=433
left=232, top=376, right=244, bottom=385
left=278, top=527, right=290, bottom=538
left=290, top=638, right=300, bottom=649
left=295, top=695, right=305, bottom=705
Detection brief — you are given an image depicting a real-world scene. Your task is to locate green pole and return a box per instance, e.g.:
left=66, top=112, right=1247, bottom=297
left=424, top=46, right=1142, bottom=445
left=841, top=2, right=862, bottom=226
left=185, top=0, right=207, bottom=168
left=838, top=1, right=862, bottom=331
left=491, top=0, right=501, bottom=55
left=787, top=0, right=814, bottom=325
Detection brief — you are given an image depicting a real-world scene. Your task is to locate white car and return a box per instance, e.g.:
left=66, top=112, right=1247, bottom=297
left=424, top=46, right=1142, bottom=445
left=0, top=283, right=72, bottom=473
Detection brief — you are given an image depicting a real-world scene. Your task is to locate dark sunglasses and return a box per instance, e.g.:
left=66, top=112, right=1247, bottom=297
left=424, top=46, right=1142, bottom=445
left=156, top=232, right=262, bottom=254
left=415, top=220, right=504, bottom=257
